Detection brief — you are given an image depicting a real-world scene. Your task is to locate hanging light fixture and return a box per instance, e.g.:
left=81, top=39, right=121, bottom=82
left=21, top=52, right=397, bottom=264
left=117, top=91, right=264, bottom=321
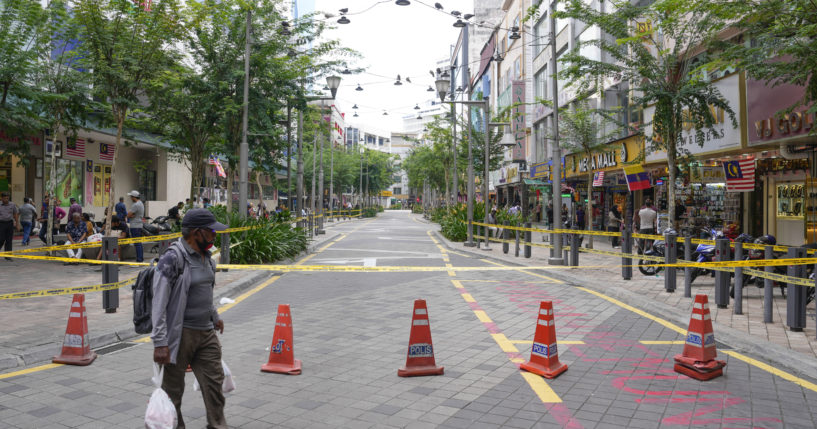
left=326, top=75, right=341, bottom=99
left=427, top=85, right=434, bottom=92
left=383, top=111, right=388, bottom=116
left=356, top=84, right=363, bottom=91
left=500, top=126, right=516, bottom=147
left=338, top=13, right=350, bottom=24
left=394, top=75, right=402, bottom=86
left=414, top=104, right=420, bottom=110
left=435, top=76, right=450, bottom=103
left=353, top=112, right=359, bottom=117
left=509, top=26, right=521, bottom=40
left=322, top=85, right=329, bottom=91
left=453, top=19, right=466, bottom=28
left=341, top=68, right=352, bottom=75
left=279, top=22, right=291, bottom=36
left=352, top=104, right=358, bottom=109
left=416, top=114, right=422, bottom=120
left=395, top=0, right=410, bottom=5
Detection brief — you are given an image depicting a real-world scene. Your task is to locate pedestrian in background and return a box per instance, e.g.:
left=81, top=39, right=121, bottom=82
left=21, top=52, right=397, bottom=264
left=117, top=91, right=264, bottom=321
left=0, top=192, right=20, bottom=260
left=152, top=208, right=228, bottom=429
left=126, top=190, right=145, bottom=262
left=38, top=196, right=65, bottom=245
left=65, top=213, right=87, bottom=261
left=115, top=196, right=127, bottom=221
left=168, top=202, right=184, bottom=225
left=19, top=197, right=37, bottom=246
left=68, top=197, right=82, bottom=219
left=634, top=198, right=658, bottom=253
left=608, top=205, right=623, bottom=248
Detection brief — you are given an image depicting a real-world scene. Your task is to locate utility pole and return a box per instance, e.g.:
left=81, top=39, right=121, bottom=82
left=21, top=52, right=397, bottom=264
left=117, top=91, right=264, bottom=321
left=329, top=129, right=334, bottom=221
left=359, top=148, right=363, bottom=208
left=548, top=2, right=564, bottom=265
left=239, top=9, right=251, bottom=218
left=317, top=132, right=324, bottom=233
left=464, top=24, right=475, bottom=247
left=311, top=134, right=317, bottom=215
left=450, top=66, right=458, bottom=207
left=482, top=100, right=491, bottom=250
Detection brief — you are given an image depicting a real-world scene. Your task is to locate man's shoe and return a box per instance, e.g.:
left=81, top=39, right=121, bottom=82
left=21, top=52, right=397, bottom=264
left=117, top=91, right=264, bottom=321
left=5, top=257, right=12, bottom=261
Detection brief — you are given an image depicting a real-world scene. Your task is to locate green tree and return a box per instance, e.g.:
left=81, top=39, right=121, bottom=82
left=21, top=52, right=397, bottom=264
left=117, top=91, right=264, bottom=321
left=34, top=0, right=95, bottom=246
left=0, top=0, right=44, bottom=158
left=74, top=0, right=183, bottom=233
left=544, top=0, right=738, bottom=225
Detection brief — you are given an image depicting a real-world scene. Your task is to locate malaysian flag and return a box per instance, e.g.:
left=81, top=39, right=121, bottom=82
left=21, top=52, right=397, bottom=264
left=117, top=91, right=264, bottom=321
left=592, top=171, right=605, bottom=187
left=99, top=143, right=114, bottom=161
left=723, top=156, right=755, bottom=192
left=65, top=138, right=85, bottom=158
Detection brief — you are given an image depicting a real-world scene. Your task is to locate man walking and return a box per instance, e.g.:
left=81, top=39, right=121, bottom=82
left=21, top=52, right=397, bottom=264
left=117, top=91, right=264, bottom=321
left=65, top=213, right=87, bottom=261
left=38, top=196, right=66, bottom=245
left=152, top=208, right=228, bottom=429
left=19, top=197, right=37, bottom=246
left=634, top=198, right=658, bottom=253
left=0, top=192, right=20, bottom=260
left=68, top=197, right=82, bottom=220
left=115, top=197, right=127, bottom=221
left=126, top=190, right=145, bottom=262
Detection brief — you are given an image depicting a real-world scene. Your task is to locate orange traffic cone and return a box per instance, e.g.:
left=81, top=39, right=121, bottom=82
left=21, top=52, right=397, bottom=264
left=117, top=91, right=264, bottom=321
left=520, top=301, right=567, bottom=379
left=398, top=299, right=444, bottom=377
left=261, top=304, right=301, bottom=375
left=53, top=294, right=97, bottom=366
left=674, top=294, right=726, bottom=381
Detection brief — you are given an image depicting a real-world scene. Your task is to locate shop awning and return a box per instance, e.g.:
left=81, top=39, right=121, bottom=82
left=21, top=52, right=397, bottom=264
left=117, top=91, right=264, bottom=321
left=524, top=178, right=550, bottom=187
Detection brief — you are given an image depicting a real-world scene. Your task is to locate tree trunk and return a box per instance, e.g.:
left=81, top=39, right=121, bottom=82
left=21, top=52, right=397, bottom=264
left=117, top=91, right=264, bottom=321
left=667, top=137, right=677, bottom=231
left=46, top=119, right=62, bottom=248
left=104, top=111, right=125, bottom=236
left=255, top=170, right=264, bottom=213
left=226, top=168, right=233, bottom=212
left=190, top=145, right=204, bottom=203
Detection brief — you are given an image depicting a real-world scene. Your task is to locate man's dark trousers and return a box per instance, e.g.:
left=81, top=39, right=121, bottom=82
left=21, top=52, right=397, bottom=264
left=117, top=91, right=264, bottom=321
left=162, top=328, right=227, bottom=429
left=129, top=226, right=144, bottom=262
left=0, top=220, right=13, bottom=252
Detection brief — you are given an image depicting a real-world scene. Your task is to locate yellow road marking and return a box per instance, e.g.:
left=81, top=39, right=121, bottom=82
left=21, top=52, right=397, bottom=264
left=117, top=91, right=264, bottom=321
left=520, top=371, right=563, bottom=403
left=473, top=310, right=492, bottom=323
left=510, top=340, right=585, bottom=345
left=577, top=287, right=687, bottom=335
left=491, top=333, right=519, bottom=353
left=133, top=336, right=151, bottom=343
left=510, top=357, right=525, bottom=363
left=218, top=275, right=281, bottom=314
left=446, top=263, right=456, bottom=277
left=640, top=340, right=685, bottom=345
left=480, top=258, right=563, bottom=284
left=723, top=350, right=817, bottom=392
left=451, top=280, right=465, bottom=289
left=447, top=249, right=471, bottom=258
left=461, top=293, right=476, bottom=302
left=442, top=255, right=450, bottom=262
left=0, top=364, right=64, bottom=380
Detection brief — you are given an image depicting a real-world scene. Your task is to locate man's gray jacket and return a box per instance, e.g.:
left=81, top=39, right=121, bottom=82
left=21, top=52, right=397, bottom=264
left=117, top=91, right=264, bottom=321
left=150, top=238, right=220, bottom=364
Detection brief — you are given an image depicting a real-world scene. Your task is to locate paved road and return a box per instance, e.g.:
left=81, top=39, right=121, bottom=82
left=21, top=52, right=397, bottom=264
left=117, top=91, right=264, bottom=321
left=1, top=211, right=817, bottom=428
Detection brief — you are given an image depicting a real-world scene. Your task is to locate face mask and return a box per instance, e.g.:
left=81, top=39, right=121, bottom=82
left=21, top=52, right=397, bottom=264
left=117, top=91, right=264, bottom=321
left=196, top=230, right=215, bottom=251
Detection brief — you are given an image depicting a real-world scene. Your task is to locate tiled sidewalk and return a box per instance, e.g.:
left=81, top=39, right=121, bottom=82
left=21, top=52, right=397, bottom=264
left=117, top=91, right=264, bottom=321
left=427, top=216, right=817, bottom=361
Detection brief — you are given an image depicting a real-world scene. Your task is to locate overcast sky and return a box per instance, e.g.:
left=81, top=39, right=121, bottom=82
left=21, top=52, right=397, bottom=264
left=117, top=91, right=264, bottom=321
left=314, top=0, right=473, bottom=135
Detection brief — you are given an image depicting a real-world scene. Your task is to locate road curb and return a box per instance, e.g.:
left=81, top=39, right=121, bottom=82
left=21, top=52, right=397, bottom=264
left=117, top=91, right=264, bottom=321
left=432, top=229, right=817, bottom=382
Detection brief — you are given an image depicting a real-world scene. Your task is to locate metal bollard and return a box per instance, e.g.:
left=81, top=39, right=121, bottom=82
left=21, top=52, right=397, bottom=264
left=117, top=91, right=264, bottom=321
left=786, top=247, right=807, bottom=331
left=570, top=233, right=579, bottom=266
left=664, top=232, right=677, bottom=293
left=102, top=236, right=119, bottom=313
left=684, top=236, right=692, bottom=297
left=503, top=221, right=509, bottom=254
left=514, top=226, right=520, bottom=257
left=733, top=241, right=743, bottom=315
left=219, top=232, right=230, bottom=267
left=524, top=222, right=532, bottom=258
left=714, top=238, right=730, bottom=309
left=308, top=213, right=314, bottom=237
left=622, top=229, right=632, bottom=280
left=563, top=234, right=570, bottom=267
left=476, top=225, right=482, bottom=249
left=764, top=245, right=774, bottom=323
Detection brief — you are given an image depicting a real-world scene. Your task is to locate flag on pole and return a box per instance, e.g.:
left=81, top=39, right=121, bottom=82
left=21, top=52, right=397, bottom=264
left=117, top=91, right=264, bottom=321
left=723, top=157, right=755, bottom=192
left=592, top=171, right=605, bottom=187
left=99, top=143, right=114, bottom=161
left=66, top=138, right=85, bottom=158
left=623, top=165, right=651, bottom=191
left=209, top=155, right=226, bottom=178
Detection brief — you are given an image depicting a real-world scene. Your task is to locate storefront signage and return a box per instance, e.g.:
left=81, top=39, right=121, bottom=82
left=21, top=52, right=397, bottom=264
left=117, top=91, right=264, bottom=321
left=511, top=80, right=527, bottom=162
left=530, top=161, right=549, bottom=180
left=645, top=73, right=742, bottom=161
left=690, top=165, right=726, bottom=183
left=380, top=190, right=393, bottom=197
left=747, top=75, right=815, bottom=146
left=499, top=164, right=520, bottom=184
left=564, top=136, right=643, bottom=178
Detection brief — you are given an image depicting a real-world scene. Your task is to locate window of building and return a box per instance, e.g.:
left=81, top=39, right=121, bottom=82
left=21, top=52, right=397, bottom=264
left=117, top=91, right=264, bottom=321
left=138, top=169, right=157, bottom=201
left=533, top=14, right=548, bottom=57
left=44, top=159, right=84, bottom=206
left=393, top=187, right=402, bottom=195
left=514, top=58, right=521, bottom=80
left=534, top=68, right=547, bottom=100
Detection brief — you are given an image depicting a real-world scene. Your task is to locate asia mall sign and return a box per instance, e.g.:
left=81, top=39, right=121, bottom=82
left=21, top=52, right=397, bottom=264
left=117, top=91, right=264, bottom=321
left=564, top=136, right=643, bottom=178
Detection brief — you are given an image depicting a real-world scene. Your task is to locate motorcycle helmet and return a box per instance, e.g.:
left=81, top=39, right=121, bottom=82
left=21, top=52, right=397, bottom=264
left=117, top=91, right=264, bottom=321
left=754, top=234, right=777, bottom=246
left=735, top=233, right=753, bottom=243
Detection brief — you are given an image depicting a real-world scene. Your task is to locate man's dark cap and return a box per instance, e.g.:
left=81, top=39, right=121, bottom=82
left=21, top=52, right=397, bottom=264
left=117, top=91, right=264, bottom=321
left=182, top=208, right=227, bottom=231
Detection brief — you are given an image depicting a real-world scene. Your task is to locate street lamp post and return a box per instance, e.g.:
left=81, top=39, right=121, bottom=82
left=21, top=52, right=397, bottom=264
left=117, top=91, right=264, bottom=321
left=359, top=145, right=364, bottom=208
left=548, top=2, right=564, bottom=265
left=317, top=132, right=324, bottom=234
left=325, top=76, right=341, bottom=223
left=239, top=9, right=251, bottom=218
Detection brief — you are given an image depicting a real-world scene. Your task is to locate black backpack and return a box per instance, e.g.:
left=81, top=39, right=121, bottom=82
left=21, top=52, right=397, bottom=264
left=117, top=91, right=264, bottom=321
left=132, top=246, right=183, bottom=334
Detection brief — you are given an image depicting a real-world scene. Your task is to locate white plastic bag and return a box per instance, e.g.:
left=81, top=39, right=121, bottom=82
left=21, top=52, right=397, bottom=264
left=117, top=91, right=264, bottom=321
left=145, top=364, right=177, bottom=429
left=191, top=360, right=235, bottom=393
left=221, top=360, right=235, bottom=393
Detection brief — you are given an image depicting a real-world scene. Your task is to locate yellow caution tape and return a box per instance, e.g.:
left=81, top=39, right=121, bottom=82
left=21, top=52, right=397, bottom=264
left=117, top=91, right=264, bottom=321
left=0, top=278, right=136, bottom=300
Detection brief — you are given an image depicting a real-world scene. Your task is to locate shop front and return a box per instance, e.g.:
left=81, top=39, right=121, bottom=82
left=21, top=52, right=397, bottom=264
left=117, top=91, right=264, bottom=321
left=562, top=135, right=645, bottom=229
left=746, top=75, right=817, bottom=245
